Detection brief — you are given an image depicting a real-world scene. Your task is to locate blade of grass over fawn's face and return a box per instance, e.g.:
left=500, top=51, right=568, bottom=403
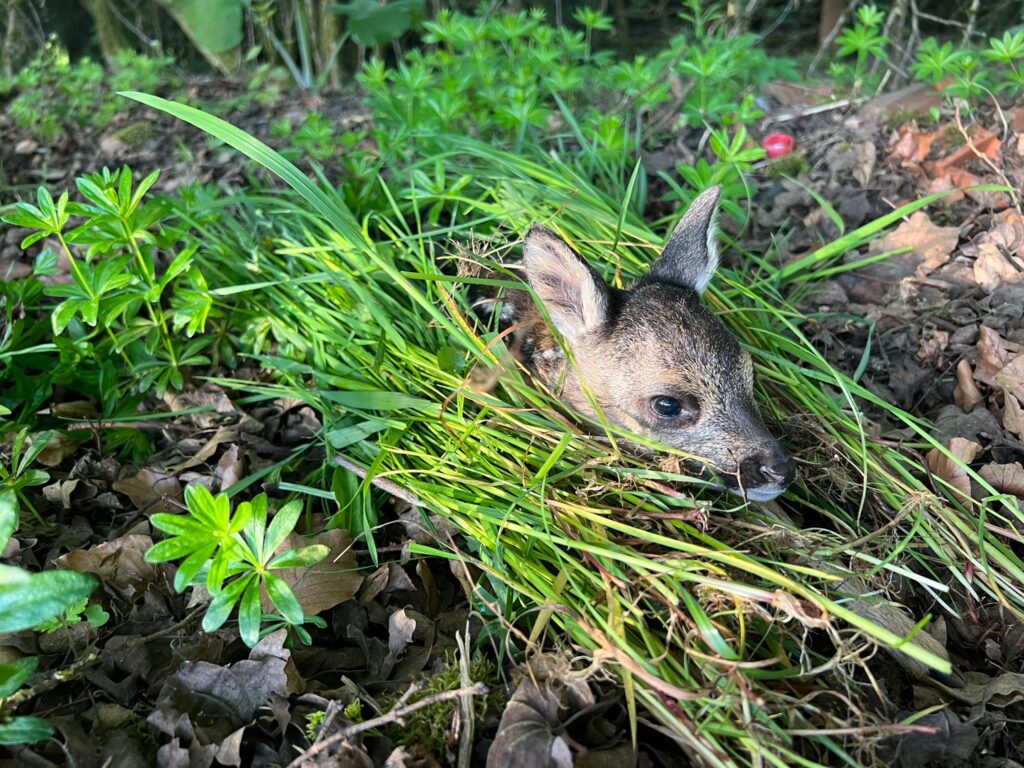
left=132, top=98, right=1024, bottom=765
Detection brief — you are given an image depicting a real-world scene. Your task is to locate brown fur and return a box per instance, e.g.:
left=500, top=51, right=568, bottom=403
left=476, top=187, right=795, bottom=501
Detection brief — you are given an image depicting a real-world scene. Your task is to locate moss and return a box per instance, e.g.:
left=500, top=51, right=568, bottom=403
left=386, top=654, right=504, bottom=760
left=111, top=121, right=157, bottom=149
left=767, top=152, right=809, bottom=179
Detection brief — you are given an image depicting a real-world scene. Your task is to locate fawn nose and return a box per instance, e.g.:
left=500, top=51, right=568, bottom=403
left=740, top=448, right=796, bottom=489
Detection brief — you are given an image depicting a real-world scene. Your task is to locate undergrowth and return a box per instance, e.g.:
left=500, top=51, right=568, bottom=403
left=115, top=91, right=1023, bottom=766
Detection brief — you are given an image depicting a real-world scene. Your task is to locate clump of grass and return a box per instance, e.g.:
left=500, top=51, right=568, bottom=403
left=127, top=93, right=1023, bottom=766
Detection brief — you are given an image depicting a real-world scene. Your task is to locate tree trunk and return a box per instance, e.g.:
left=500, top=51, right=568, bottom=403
left=81, top=0, right=131, bottom=67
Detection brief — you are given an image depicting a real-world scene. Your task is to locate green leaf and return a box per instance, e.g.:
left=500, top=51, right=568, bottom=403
left=83, top=603, right=110, bottom=627
left=0, top=656, right=38, bottom=698
left=264, top=572, right=303, bottom=624
left=0, top=491, right=18, bottom=549
left=146, top=535, right=204, bottom=563
left=0, top=571, right=96, bottom=633
left=202, top=575, right=250, bottom=632
left=264, top=500, right=302, bottom=557
left=162, top=0, right=243, bottom=53
left=238, top=578, right=262, bottom=647
left=268, top=545, right=329, bottom=569
left=172, top=543, right=217, bottom=591
left=0, top=716, right=54, bottom=745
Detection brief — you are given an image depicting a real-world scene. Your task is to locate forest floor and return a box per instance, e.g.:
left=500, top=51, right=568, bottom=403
left=2, top=78, right=1024, bottom=766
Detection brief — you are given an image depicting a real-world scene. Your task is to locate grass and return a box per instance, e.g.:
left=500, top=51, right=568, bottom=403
left=126, top=92, right=1024, bottom=766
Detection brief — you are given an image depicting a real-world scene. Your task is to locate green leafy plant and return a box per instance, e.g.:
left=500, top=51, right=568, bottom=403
left=984, top=29, right=1024, bottom=97
left=33, top=597, right=109, bottom=633
left=0, top=44, right=177, bottom=142
left=0, top=429, right=51, bottom=517
left=912, top=30, right=1022, bottom=104
left=660, top=124, right=765, bottom=224
left=1, top=168, right=215, bottom=395
left=0, top=491, right=97, bottom=745
left=833, top=4, right=889, bottom=91
left=146, top=485, right=329, bottom=647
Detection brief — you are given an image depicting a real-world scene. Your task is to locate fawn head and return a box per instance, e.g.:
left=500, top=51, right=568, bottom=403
left=522, top=186, right=794, bottom=501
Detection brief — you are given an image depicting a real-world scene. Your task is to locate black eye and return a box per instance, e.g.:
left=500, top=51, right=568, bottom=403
left=651, top=396, right=681, bottom=417
left=650, top=395, right=699, bottom=422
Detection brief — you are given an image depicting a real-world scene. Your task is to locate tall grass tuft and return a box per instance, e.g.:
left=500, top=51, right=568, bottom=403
left=127, top=93, right=1024, bottom=766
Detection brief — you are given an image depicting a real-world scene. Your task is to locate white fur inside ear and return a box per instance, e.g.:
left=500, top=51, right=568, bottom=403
left=695, top=205, right=720, bottom=294
left=523, top=226, right=609, bottom=340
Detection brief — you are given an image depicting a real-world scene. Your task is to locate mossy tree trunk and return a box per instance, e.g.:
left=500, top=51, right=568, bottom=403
left=81, top=0, right=132, bottom=67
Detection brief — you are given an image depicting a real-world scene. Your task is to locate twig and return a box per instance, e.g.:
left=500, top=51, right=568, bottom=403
left=952, top=102, right=1020, bottom=211
left=330, top=455, right=422, bottom=508
left=286, top=682, right=489, bottom=768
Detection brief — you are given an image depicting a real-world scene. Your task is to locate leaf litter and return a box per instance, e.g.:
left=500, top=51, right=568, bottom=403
left=4, top=77, right=1024, bottom=767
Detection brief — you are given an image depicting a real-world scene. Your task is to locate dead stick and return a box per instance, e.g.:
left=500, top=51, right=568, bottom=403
left=330, top=455, right=422, bottom=507
left=286, top=682, right=489, bottom=767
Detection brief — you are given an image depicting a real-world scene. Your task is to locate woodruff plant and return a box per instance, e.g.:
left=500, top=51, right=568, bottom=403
left=1, top=167, right=214, bottom=396
left=146, top=486, right=329, bottom=647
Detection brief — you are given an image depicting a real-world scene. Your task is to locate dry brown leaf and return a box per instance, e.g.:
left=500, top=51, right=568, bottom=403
left=872, top=211, right=960, bottom=277
left=932, top=126, right=1002, bottom=172
left=57, top=534, right=160, bottom=596
left=954, top=359, right=984, bottom=409
left=169, top=427, right=239, bottom=473
left=973, top=243, right=1024, bottom=292
left=925, top=173, right=966, bottom=203
left=975, top=326, right=1009, bottom=387
left=112, top=468, right=183, bottom=514
left=215, top=445, right=243, bottom=491
left=926, top=437, right=981, bottom=501
left=36, top=432, right=81, bottom=467
left=995, top=354, right=1024, bottom=403
left=1004, top=394, right=1024, bottom=438
left=979, top=463, right=1024, bottom=498
left=981, top=209, right=1024, bottom=255
left=269, top=528, right=361, bottom=616
left=892, top=125, right=938, bottom=163
left=917, top=330, right=949, bottom=366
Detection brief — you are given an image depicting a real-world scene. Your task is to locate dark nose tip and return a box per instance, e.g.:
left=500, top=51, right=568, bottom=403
left=759, top=458, right=795, bottom=486
left=740, top=449, right=796, bottom=488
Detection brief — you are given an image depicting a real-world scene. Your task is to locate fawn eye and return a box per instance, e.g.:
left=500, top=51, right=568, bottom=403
left=650, top=395, right=700, bottom=422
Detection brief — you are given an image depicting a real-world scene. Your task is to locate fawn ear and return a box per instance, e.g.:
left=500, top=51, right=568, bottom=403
left=523, top=224, right=610, bottom=341
left=648, top=185, right=722, bottom=294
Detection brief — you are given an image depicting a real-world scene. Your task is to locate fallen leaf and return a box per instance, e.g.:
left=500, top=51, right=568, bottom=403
left=979, top=463, right=1024, bottom=498
left=916, top=330, right=949, bottom=366
left=931, top=126, right=1002, bottom=173
left=214, top=445, right=243, bottom=491
left=872, top=211, right=960, bottom=277
left=973, top=242, right=1024, bottom=292
left=37, top=432, right=81, bottom=467
left=892, top=124, right=938, bottom=163
left=954, top=360, right=984, bottom=409
left=151, top=633, right=289, bottom=728
left=995, top=354, right=1024, bottom=403
left=894, top=709, right=979, bottom=768
left=1004, top=395, right=1024, bottom=438
left=269, top=528, right=361, bottom=616
left=975, top=326, right=1009, bottom=387
left=980, top=209, right=1024, bottom=255
left=113, top=468, right=183, bottom=514
left=57, top=534, right=159, bottom=596
left=43, top=479, right=81, bottom=510
left=926, top=437, right=982, bottom=501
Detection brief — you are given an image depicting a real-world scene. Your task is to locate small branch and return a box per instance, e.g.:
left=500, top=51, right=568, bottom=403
left=286, top=682, right=489, bottom=768
left=330, top=455, right=422, bottom=508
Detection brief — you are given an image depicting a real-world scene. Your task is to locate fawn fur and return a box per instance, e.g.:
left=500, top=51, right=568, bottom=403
left=476, top=186, right=794, bottom=502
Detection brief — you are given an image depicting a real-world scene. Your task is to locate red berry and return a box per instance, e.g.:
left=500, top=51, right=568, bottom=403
left=762, top=133, right=794, bottom=159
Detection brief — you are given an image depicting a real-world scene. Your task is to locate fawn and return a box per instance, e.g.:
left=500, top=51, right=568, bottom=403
left=477, top=186, right=795, bottom=502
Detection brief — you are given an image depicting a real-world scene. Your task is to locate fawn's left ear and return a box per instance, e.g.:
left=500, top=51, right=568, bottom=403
left=648, top=185, right=721, bottom=295
left=523, top=224, right=610, bottom=342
